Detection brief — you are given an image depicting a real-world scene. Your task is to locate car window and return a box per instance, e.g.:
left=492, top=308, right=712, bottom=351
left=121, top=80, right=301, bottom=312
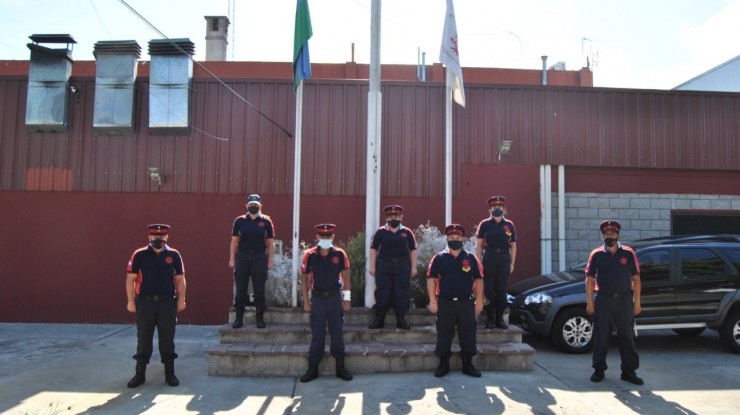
left=679, top=248, right=725, bottom=279
left=637, top=249, right=671, bottom=282
left=716, top=247, right=740, bottom=272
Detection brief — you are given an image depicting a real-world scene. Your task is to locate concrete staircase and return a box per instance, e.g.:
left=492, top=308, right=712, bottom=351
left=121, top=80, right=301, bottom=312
left=207, top=307, right=535, bottom=377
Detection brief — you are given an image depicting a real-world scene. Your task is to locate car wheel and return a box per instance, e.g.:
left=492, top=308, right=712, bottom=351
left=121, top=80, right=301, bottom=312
left=720, top=309, right=740, bottom=354
left=672, top=327, right=705, bottom=337
left=551, top=308, right=594, bottom=354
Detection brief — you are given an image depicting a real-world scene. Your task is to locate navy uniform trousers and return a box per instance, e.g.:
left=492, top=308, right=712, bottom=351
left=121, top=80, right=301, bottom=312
left=592, top=294, right=639, bottom=372
left=435, top=297, right=478, bottom=358
left=482, top=251, right=511, bottom=314
left=308, top=293, right=346, bottom=365
left=134, top=296, right=178, bottom=364
left=373, top=257, right=411, bottom=313
left=234, top=251, right=268, bottom=312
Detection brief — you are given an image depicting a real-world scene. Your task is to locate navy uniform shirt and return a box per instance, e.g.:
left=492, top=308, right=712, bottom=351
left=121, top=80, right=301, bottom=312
left=371, top=224, right=417, bottom=258
left=476, top=216, right=517, bottom=250
left=232, top=213, right=275, bottom=252
left=301, top=246, right=350, bottom=292
left=426, top=248, right=483, bottom=299
left=127, top=245, right=185, bottom=296
left=585, top=243, right=640, bottom=294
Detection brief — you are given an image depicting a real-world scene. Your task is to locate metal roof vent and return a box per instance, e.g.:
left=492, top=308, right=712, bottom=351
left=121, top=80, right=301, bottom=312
left=92, top=40, right=141, bottom=135
left=147, top=38, right=195, bottom=134
left=25, top=34, right=76, bottom=132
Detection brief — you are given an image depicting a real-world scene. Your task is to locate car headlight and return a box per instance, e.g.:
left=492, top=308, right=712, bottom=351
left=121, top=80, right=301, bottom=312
left=524, top=292, right=553, bottom=305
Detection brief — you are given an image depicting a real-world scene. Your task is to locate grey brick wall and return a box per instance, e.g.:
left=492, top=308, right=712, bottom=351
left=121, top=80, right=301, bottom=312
left=550, top=193, right=740, bottom=271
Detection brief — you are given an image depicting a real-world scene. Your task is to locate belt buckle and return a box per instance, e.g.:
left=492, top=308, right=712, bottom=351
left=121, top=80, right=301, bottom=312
left=452, top=297, right=459, bottom=301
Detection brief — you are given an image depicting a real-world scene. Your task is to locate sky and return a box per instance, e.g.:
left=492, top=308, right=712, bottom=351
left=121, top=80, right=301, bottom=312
left=1, top=0, right=739, bottom=90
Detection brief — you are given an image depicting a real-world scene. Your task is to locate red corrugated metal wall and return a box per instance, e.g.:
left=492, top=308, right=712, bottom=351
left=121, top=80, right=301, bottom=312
left=2, top=77, right=739, bottom=195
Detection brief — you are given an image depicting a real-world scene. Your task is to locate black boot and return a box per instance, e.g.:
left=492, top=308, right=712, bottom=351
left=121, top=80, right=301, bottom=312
left=164, top=361, right=179, bottom=386
left=256, top=310, right=266, bottom=329
left=300, top=363, right=319, bottom=383
left=232, top=309, right=244, bottom=329
left=396, top=312, right=411, bottom=330
left=485, top=309, right=496, bottom=329
left=434, top=356, right=450, bottom=378
left=495, top=309, right=508, bottom=329
left=335, top=357, right=353, bottom=381
left=461, top=355, right=481, bottom=378
left=368, top=311, right=385, bottom=329
left=127, top=362, right=146, bottom=388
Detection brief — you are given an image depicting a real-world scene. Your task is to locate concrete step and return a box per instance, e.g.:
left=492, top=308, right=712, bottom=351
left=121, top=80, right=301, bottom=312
left=229, top=306, right=506, bottom=327
left=207, top=342, right=535, bottom=376
left=218, top=323, right=523, bottom=345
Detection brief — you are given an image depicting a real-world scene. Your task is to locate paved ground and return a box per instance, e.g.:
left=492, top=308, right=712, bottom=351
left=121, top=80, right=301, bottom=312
left=0, top=322, right=738, bottom=415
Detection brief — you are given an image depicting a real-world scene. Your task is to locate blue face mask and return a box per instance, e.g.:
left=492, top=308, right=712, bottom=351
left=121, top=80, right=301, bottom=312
left=492, top=208, right=504, bottom=217
left=318, top=239, right=333, bottom=249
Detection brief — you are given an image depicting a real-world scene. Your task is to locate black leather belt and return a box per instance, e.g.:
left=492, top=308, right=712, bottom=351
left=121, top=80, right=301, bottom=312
left=378, top=255, right=409, bottom=263
left=598, top=292, right=631, bottom=298
left=311, top=289, right=340, bottom=298
left=239, top=249, right=266, bottom=255
left=138, top=294, right=175, bottom=301
left=485, top=248, right=508, bottom=253
left=439, top=295, right=474, bottom=302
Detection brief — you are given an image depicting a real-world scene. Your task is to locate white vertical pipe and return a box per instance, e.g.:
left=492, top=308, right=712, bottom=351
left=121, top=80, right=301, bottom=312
left=558, top=165, right=566, bottom=271
left=544, top=165, right=552, bottom=274
left=365, top=0, right=382, bottom=307
left=540, top=165, right=546, bottom=274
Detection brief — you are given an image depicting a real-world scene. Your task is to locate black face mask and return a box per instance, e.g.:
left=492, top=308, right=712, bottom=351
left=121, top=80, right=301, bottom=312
left=604, top=238, right=617, bottom=247
left=247, top=206, right=260, bottom=215
left=151, top=239, right=165, bottom=249
left=388, top=219, right=401, bottom=228
left=447, top=240, right=463, bottom=250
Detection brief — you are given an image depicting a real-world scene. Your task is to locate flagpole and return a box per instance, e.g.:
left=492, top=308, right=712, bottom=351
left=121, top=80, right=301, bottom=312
left=365, top=0, right=382, bottom=308
left=445, top=70, right=452, bottom=226
left=291, top=80, right=304, bottom=307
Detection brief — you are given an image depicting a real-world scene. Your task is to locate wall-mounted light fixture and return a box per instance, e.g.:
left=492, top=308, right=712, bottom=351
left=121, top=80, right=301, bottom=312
left=497, top=140, right=513, bottom=161
left=147, top=167, right=162, bottom=186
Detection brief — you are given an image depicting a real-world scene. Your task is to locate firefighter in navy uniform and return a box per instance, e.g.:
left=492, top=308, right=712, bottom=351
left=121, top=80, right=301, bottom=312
left=368, top=205, right=418, bottom=329
left=125, top=224, right=187, bottom=388
left=229, top=194, right=275, bottom=329
left=475, top=196, right=517, bottom=329
left=426, top=224, right=485, bottom=378
left=586, top=220, right=643, bottom=385
left=299, top=224, right=353, bottom=382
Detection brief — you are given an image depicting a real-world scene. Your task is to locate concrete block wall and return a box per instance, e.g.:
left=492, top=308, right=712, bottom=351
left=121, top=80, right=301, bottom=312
left=550, top=193, right=740, bottom=270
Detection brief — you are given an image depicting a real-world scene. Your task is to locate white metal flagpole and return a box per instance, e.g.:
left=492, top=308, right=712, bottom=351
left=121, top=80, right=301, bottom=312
left=291, top=81, right=304, bottom=307
left=445, top=70, right=453, bottom=225
left=365, top=0, right=382, bottom=307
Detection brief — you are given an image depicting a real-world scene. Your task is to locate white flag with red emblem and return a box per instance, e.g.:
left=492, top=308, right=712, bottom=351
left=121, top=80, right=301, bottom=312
left=439, top=0, right=465, bottom=107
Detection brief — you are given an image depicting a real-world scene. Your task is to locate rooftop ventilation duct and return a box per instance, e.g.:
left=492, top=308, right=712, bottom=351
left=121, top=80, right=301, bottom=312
left=147, top=38, right=195, bottom=134
left=25, top=34, right=76, bottom=132
left=92, top=40, right=141, bottom=135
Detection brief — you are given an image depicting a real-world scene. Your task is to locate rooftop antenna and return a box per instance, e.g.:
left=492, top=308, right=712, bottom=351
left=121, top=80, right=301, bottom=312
left=582, top=37, right=598, bottom=70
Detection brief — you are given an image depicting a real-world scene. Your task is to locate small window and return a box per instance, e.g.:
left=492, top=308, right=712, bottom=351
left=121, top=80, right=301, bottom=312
left=679, top=248, right=724, bottom=279
left=716, top=247, right=740, bottom=273
left=638, top=249, right=671, bottom=282
left=212, top=18, right=219, bottom=31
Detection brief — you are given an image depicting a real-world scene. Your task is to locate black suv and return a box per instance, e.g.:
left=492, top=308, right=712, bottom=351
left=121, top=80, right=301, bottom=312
left=508, top=235, right=740, bottom=354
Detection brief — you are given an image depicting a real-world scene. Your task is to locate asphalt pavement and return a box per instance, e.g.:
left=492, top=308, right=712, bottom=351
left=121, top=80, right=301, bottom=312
left=0, top=322, right=738, bottom=415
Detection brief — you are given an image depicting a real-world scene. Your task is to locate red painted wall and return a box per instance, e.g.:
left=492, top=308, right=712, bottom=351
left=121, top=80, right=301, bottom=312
left=0, top=180, right=543, bottom=324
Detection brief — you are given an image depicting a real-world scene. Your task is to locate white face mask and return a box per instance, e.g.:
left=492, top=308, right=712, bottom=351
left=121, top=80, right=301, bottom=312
left=318, top=239, right=333, bottom=249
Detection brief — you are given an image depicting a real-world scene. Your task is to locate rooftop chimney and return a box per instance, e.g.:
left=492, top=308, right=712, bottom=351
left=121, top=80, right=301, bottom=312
left=205, top=16, right=230, bottom=61
left=541, top=56, right=548, bottom=86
